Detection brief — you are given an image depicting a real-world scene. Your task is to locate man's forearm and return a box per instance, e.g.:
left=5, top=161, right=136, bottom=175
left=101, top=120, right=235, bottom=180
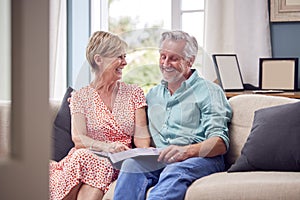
left=190, top=137, right=227, bottom=158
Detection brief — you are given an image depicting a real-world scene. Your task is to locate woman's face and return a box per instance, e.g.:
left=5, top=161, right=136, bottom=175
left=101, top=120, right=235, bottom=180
left=99, top=53, right=127, bottom=81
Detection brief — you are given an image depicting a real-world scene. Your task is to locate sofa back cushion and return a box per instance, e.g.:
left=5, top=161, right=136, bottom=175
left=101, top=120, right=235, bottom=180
left=226, top=94, right=298, bottom=167
left=0, top=100, right=60, bottom=157
left=52, top=87, right=75, bottom=161
left=0, top=101, right=11, bottom=157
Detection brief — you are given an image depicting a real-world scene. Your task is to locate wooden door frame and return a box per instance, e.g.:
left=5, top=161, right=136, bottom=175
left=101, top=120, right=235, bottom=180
left=0, top=0, right=50, bottom=199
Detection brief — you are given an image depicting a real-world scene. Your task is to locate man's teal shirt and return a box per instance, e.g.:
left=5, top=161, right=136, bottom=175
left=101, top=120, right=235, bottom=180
left=146, top=70, right=232, bottom=150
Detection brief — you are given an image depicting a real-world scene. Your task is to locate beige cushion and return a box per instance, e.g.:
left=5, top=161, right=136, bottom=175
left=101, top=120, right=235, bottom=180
left=0, top=100, right=60, bottom=157
left=103, top=180, right=153, bottom=200
left=0, top=101, right=11, bottom=157
left=103, top=181, right=116, bottom=200
left=226, top=94, right=298, bottom=166
left=185, top=171, right=300, bottom=200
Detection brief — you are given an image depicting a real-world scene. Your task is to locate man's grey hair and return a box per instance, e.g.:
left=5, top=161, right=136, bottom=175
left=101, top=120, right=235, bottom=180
left=159, top=30, right=198, bottom=60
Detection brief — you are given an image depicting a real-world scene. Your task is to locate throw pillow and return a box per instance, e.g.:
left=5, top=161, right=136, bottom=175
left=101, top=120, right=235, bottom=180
left=228, top=101, right=300, bottom=172
left=52, top=87, right=75, bottom=161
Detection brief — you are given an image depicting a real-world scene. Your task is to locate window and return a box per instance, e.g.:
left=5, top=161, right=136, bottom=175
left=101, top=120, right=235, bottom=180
left=0, top=0, right=11, bottom=159
left=172, top=0, right=205, bottom=46
left=104, top=0, right=205, bottom=92
left=50, top=0, right=206, bottom=99
left=107, top=0, right=172, bottom=93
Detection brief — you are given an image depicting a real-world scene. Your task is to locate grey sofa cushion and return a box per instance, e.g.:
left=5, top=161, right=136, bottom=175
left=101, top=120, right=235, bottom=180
left=225, top=94, right=298, bottom=168
left=228, top=101, right=300, bottom=172
left=52, top=87, right=74, bottom=161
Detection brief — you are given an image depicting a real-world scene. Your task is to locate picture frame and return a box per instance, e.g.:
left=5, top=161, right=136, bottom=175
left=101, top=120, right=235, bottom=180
left=259, top=58, right=298, bottom=91
left=212, top=54, right=244, bottom=91
left=271, top=0, right=300, bottom=22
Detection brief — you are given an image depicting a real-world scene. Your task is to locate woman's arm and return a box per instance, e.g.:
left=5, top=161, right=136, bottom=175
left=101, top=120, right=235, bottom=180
left=133, top=107, right=151, bottom=148
left=71, top=113, right=129, bottom=152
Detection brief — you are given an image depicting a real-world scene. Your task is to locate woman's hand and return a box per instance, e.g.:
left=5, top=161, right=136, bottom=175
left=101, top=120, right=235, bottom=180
left=107, top=142, right=130, bottom=153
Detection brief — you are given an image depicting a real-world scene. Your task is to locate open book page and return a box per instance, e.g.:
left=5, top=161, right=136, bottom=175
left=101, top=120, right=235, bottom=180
left=91, top=148, right=162, bottom=164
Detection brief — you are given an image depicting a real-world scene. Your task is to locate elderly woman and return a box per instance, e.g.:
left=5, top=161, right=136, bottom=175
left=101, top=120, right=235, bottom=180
left=49, top=31, right=151, bottom=200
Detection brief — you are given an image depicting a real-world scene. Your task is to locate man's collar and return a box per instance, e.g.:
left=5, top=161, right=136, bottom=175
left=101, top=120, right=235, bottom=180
left=160, top=69, right=197, bottom=88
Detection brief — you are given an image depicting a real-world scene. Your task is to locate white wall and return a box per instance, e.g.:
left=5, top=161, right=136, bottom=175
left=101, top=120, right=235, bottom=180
left=0, top=0, right=11, bottom=100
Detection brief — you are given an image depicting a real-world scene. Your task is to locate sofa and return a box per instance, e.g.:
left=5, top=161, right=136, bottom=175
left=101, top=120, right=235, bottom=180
left=1, top=94, right=299, bottom=199
left=104, top=94, right=300, bottom=200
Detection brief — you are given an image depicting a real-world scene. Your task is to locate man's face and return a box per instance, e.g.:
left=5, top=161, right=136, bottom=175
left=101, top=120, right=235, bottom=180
left=159, top=39, right=191, bottom=84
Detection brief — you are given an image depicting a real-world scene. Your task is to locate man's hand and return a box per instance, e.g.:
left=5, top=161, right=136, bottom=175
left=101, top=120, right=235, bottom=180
left=157, top=137, right=227, bottom=163
left=158, top=145, right=191, bottom=163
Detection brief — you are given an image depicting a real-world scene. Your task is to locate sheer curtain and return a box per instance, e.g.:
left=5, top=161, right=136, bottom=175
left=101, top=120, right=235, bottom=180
left=50, top=0, right=67, bottom=100
left=204, top=0, right=271, bottom=86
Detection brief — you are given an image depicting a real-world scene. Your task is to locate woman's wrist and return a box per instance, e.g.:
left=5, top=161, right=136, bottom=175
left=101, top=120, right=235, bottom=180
left=89, top=140, right=96, bottom=151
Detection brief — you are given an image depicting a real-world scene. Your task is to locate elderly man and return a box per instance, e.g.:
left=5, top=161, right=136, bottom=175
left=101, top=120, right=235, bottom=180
left=113, top=30, right=232, bottom=200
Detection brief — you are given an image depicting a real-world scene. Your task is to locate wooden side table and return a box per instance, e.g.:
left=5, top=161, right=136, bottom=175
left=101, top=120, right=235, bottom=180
left=225, top=91, right=300, bottom=99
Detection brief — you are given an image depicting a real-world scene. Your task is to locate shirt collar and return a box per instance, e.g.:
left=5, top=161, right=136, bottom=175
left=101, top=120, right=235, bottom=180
left=161, top=69, right=198, bottom=86
left=161, top=79, right=168, bottom=88
left=184, top=69, right=198, bottom=87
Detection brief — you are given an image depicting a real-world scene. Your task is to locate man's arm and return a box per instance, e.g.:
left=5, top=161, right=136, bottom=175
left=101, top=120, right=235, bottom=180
left=189, top=137, right=226, bottom=157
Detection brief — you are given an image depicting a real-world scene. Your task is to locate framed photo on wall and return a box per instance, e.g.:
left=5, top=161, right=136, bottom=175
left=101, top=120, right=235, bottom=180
left=271, top=0, right=300, bottom=22
left=259, top=58, right=299, bottom=91
left=212, top=54, right=244, bottom=91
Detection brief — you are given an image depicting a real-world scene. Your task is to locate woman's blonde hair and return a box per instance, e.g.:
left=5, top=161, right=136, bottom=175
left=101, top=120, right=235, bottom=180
left=86, top=31, right=127, bottom=71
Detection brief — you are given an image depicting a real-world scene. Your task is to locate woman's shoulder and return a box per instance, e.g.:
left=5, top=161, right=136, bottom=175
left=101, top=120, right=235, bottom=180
left=71, top=85, right=95, bottom=100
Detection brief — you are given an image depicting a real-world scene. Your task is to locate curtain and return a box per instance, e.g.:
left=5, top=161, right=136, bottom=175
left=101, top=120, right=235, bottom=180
left=204, top=0, right=271, bottom=86
left=50, top=0, right=67, bottom=100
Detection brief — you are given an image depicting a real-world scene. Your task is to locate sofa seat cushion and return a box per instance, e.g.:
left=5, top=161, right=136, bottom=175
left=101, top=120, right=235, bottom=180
left=103, top=180, right=153, bottom=200
left=103, top=181, right=116, bottom=200
left=185, top=171, right=300, bottom=200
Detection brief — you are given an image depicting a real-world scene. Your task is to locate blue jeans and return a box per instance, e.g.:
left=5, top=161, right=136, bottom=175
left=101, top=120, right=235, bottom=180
left=113, top=155, right=225, bottom=200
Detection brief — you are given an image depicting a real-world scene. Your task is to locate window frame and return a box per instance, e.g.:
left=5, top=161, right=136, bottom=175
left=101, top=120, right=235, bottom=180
left=65, top=0, right=206, bottom=96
